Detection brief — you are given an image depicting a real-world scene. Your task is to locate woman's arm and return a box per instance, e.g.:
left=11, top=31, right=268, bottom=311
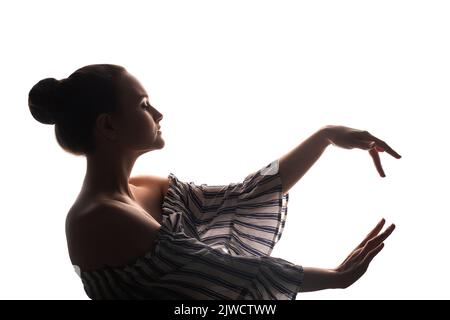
left=278, top=127, right=330, bottom=195
left=278, top=125, right=402, bottom=195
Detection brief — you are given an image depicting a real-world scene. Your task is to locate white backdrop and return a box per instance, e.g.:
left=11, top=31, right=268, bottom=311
left=0, top=0, right=448, bottom=299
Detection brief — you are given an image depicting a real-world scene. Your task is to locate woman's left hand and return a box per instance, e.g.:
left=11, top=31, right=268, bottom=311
left=323, top=125, right=402, bottom=177
left=333, top=218, right=396, bottom=289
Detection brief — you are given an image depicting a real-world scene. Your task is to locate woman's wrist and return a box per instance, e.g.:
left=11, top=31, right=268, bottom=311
left=301, top=267, right=343, bottom=292
left=318, top=125, right=336, bottom=146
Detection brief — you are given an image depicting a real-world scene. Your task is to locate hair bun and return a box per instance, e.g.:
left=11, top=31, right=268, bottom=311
left=28, top=77, right=63, bottom=125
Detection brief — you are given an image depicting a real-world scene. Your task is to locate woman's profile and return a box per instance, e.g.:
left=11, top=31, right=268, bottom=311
left=28, top=64, right=401, bottom=300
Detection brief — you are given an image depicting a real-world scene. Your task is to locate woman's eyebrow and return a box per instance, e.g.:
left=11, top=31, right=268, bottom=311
left=137, top=94, right=149, bottom=101
left=136, top=94, right=153, bottom=105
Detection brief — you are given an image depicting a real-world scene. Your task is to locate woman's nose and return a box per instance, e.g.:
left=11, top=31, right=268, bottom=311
left=152, top=107, right=163, bottom=122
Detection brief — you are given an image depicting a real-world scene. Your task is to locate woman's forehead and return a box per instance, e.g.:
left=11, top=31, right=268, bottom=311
left=118, top=72, right=148, bottom=102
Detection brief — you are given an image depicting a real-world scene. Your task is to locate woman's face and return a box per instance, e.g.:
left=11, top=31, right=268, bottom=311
left=111, top=71, right=165, bottom=153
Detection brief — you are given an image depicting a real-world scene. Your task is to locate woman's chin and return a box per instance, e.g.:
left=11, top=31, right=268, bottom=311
left=153, top=137, right=165, bottom=148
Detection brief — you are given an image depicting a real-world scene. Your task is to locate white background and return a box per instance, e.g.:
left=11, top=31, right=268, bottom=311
left=0, top=0, right=448, bottom=299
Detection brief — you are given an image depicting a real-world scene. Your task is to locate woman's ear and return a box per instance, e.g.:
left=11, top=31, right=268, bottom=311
left=96, top=113, right=117, bottom=141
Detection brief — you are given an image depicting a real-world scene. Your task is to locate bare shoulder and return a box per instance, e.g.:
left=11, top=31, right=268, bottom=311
left=66, top=201, right=161, bottom=271
left=129, top=174, right=170, bottom=198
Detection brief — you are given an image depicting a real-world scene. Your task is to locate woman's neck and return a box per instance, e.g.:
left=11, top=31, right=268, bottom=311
left=81, top=150, right=139, bottom=200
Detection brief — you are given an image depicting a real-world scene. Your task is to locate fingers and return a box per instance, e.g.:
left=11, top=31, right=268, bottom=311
left=356, top=218, right=386, bottom=250
left=361, top=242, right=385, bottom=270
left=336, top=221, right=395, bottom=279
left=365, top=133, right=402, bottom=159
left=355, top=130, right=402, bottom=159
left=369, top=148, right=386, bottom=177
left=360, top=223, right=395, bottom=257
left=355, top=130, right=401, bottom=177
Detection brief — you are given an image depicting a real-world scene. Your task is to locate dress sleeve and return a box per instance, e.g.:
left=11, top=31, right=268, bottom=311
left=153, top=228, right=304, bottom=300
left=162, top=159, right=290, bottom=257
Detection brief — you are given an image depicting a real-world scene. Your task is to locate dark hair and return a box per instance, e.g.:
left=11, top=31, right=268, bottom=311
left=28, top=64, right=127, bottom=155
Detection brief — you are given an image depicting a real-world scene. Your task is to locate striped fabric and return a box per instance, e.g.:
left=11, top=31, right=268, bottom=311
left=74, top=159, right=304, bottom=300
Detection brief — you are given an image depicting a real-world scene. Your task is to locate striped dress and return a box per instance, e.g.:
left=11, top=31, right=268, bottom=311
left=73, top=159, right=304, bottom=300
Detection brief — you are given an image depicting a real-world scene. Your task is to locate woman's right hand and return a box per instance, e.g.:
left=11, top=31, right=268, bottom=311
left=322, top=125, right=402, bottom=177
left=334, top=218, right=396, bottom=288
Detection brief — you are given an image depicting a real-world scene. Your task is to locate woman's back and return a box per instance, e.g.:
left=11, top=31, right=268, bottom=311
left=65, top=186, right=163, bottom=272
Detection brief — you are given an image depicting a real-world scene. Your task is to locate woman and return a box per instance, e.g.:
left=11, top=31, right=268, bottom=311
left=28, top=64, right=401, bottom=300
